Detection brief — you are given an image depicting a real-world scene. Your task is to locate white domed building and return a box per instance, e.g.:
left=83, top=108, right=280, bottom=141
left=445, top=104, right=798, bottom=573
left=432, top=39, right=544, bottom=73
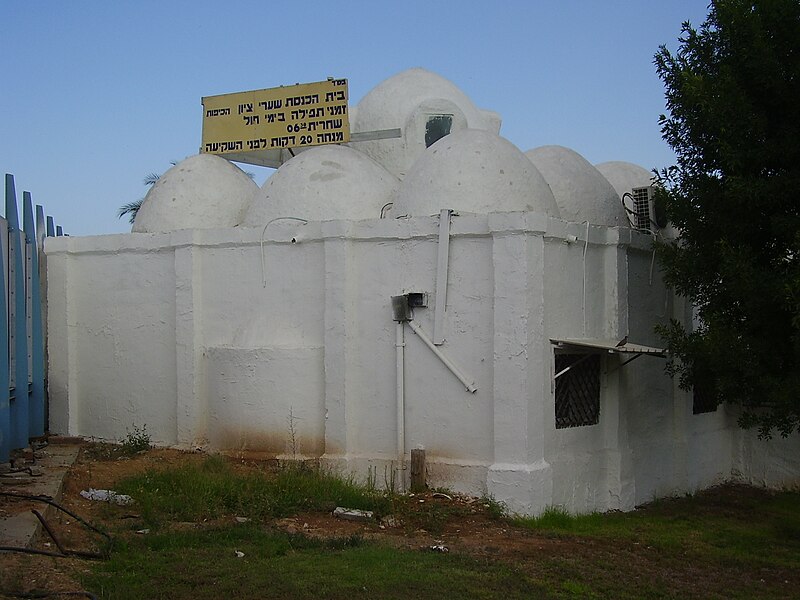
left=244, top=145, right=399, bottom=226
left=133, top=154, right=257, bottom=233
left=525, top=145, right=625, bottom=227
left=595, top=160, right=654, bottom=200
left=47, top=69, right=800, bottom=519
left=395, top=129, right=558, bottom=218
left=350, top=68, right=501, bottom=179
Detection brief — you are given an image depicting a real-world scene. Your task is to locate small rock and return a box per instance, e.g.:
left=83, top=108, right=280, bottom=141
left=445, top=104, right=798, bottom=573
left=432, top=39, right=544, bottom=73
left=333, top=507, right=374, bottom=523
left=234, top=516, right=250, bottom=524
left=135, top=529, right=150, bottom=535
left=235, top=550, right=245, bottom=558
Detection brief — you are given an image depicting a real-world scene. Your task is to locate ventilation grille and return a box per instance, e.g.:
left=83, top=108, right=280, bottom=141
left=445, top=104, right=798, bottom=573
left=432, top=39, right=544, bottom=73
left=632, top=186, right=652, bottom=230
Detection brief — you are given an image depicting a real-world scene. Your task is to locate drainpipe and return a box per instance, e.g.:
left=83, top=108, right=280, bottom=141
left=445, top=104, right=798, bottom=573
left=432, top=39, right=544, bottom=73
left=390, top=293, right=478, bottom=490
left=391, top=296, right=412, bottom=489
left=396, top=322, right=405, bottom=468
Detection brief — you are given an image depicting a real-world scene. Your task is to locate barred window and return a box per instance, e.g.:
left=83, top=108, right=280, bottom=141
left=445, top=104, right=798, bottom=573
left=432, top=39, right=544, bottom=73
left=692, top=384, right=717, bottom=414
left=555, top=353, right=600, bottom=428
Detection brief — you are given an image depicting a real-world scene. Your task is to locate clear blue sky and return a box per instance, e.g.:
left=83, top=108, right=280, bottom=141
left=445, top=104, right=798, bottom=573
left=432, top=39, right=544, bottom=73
left=1, top=1, right=710, bottom=236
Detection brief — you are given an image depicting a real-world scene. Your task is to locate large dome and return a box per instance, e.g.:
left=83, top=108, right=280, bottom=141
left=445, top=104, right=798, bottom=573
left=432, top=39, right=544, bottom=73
left=594, top=161, right=653, bottom=199
left=132, top=154, right=257, bottom=233
left=242, top=145, right=399, bottom=226
left=525, top=146, right=625, bottom=227
left=394, top=129, right=559, bottom=218
left=350, top=68, right=501, bottom=179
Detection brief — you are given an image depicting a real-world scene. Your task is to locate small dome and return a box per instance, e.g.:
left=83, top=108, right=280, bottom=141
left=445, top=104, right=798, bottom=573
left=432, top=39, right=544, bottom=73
left=594, top=161, right=653, bottom=199
left=394, top=129, right=559, bottom=217
left=133, top=154, right=257, bottom=233
left=242, top=145, right=399, bottom=226
left=350, top=68, right=501, bottom=179
left=525, top=146, right=625, bottom=227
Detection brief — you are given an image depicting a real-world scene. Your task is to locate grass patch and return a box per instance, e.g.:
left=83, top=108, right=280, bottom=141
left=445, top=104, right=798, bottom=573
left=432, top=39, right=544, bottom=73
left=82, top=525, right=551, bottom=600
left=115, top=455, right=392, bottom=526
left=512, top=486, right=800, bottom=570
left=74, top=457, right=800, bottom=600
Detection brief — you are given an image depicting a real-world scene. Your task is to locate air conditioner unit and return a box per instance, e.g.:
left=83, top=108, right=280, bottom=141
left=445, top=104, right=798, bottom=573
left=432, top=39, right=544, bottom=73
left=630, top=186, right=667, bottom=231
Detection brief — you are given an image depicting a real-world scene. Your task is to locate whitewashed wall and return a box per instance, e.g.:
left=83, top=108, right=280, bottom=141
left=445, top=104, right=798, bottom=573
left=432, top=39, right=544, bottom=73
left=45, top=213, right=800, bottom=515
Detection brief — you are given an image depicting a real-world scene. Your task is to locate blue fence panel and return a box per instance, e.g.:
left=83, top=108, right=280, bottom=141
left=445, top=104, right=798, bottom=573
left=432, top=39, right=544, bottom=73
left=0, top=212, right=8, bottom=463
left=0, top=174, right=60, bottom=463
left=24, top=192, right=45, bottom=438
left=7, top=179, right=29, bottom=450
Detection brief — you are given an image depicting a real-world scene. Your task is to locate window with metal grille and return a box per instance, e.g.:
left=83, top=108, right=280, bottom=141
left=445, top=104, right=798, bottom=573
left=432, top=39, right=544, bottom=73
left=692, top=384, right=717, bottom=414
left=425, top=115, right=452, bottom=148
left=555, top=353, right=600, bottom=428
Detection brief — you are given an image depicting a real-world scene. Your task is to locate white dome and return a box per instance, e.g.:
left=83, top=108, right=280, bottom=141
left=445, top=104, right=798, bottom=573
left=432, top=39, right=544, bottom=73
left=350, top=68, right=501, bottom=179
left=242, top=145, right=399, bottom=226
left=132, top=154, right=257, bottom=233
left=594, top=161, right=654, bottom=199
left=525, top=146, right=625, bottom=227
left=394, top=129, right=559, bottom=218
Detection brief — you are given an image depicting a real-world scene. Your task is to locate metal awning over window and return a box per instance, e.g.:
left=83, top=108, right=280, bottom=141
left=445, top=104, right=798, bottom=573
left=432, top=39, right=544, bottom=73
left=550, top=338, right=667, bottom=379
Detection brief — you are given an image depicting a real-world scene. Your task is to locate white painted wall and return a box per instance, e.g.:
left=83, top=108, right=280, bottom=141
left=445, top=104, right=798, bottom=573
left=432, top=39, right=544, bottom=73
left=45, top=212, right=800, bottom=515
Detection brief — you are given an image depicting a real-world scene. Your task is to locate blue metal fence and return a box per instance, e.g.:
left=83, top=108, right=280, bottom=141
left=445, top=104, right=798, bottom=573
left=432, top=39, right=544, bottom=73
left=0, top=174, right=62, bottom=463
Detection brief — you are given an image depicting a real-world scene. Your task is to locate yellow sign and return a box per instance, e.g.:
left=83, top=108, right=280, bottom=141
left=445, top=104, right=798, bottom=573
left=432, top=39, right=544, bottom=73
left=201, top=79, right=350, bottom=156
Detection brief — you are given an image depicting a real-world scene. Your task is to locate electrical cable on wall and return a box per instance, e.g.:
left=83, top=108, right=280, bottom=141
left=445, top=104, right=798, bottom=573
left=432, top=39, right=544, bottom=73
left=620, top=191, right=666, bottom=286
left=582, top=220, right=590, bottom=336
left=260, top=217, right=308, bottom=287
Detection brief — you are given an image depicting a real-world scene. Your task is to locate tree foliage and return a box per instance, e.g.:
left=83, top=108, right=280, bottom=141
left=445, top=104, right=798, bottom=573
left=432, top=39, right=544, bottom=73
left=654, top=0, right=800, bottom=437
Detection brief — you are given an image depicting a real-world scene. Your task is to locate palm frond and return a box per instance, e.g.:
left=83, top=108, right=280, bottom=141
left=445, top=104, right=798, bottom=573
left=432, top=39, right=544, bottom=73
left=117, top=199, right=144, bottom=224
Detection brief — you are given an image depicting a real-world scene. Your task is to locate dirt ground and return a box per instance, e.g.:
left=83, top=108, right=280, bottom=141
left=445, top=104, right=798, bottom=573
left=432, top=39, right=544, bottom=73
left=1, top=443, right=798, bottom=599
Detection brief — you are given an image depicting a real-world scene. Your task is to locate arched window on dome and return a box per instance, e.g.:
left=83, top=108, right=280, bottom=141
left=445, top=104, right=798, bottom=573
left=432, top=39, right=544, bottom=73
left=425, top=114, right=452, bottom=148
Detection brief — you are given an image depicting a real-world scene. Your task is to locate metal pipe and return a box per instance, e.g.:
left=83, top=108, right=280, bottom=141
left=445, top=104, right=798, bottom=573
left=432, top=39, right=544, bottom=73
left=396, top=322, right=406, bottom=471
left=407, top=320, right=477, bottom=393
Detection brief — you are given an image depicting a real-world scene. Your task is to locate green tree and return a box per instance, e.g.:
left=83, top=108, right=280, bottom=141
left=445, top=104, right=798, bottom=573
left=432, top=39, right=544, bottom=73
left=654, top=0, right=800, bottom=437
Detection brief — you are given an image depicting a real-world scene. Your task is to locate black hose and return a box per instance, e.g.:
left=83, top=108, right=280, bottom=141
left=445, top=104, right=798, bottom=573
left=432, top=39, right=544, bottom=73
left=0, top=492, right=112, bottom=558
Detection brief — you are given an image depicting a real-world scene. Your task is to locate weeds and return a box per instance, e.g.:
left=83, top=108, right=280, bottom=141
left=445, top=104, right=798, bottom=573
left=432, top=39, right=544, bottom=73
left=82, top=425, right=152, bottom=460
left=287, top=407, right=299, bottom=458
left=481, top=494, right=507, bottom=520
left=383, top=462, right=398, bottom=495
left=365, top=465, right=377, bottom=493
left=121, top=424, right=151, bottom=455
